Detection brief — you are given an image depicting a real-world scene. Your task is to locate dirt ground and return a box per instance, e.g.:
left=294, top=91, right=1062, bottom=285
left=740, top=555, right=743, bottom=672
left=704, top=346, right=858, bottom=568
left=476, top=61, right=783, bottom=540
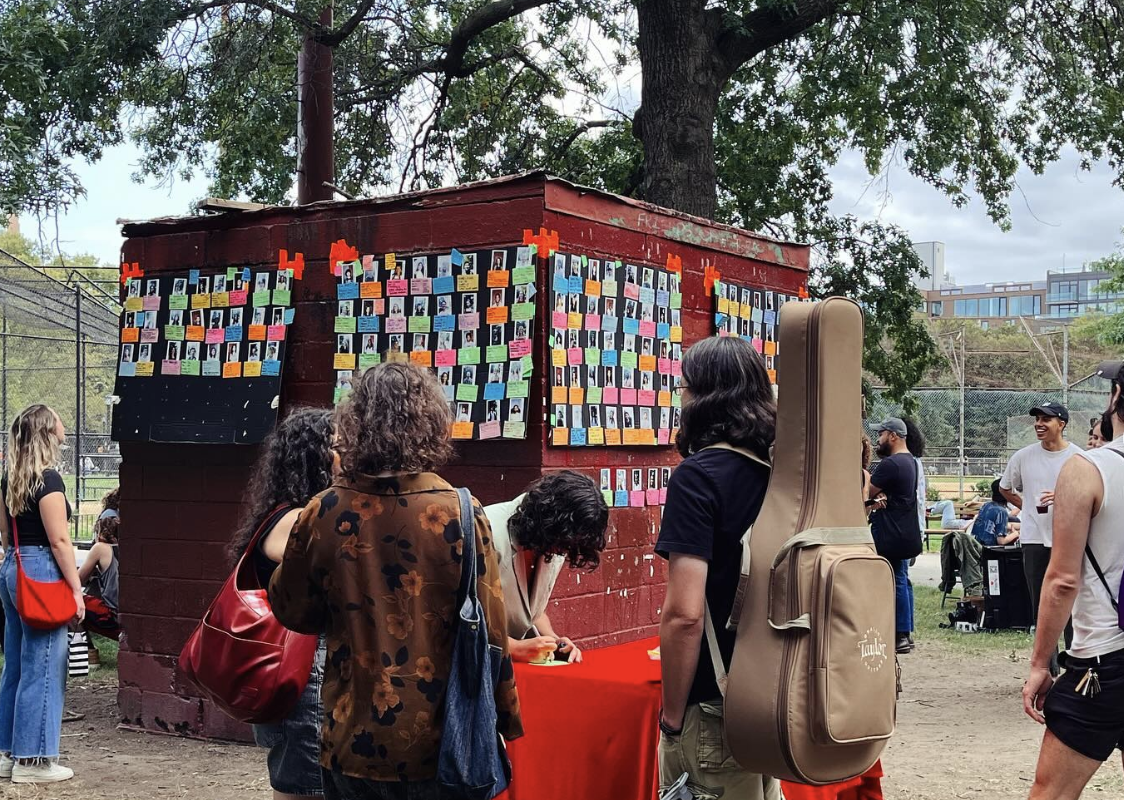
left=4, top=634, right=1123, bottom=799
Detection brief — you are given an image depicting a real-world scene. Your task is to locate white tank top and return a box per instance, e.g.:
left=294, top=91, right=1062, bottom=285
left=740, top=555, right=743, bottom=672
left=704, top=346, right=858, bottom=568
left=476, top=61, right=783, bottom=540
left=1071, top=438, right=1124, bottom=658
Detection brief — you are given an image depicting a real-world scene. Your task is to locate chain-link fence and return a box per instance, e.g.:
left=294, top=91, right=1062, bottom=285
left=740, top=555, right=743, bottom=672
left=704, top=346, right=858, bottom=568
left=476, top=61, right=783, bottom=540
left=0, top=249, right=121, bottom=539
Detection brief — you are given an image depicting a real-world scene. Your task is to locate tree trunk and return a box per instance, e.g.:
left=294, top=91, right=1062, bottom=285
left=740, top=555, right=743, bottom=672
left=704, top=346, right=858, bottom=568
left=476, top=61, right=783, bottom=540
left=296, top=4, right=335, bottom=204
left=635, top=0, right=722, bottom=219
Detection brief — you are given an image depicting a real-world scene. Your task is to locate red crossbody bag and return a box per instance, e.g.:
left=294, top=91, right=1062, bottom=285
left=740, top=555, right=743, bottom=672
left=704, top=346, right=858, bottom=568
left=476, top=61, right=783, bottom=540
left=10, top=515, right=77, bottom=630
left=178, top=504, right=319, bottom=724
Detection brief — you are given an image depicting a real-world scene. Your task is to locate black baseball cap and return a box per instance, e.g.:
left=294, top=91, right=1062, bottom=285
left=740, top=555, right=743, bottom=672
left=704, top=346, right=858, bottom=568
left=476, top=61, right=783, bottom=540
left=875, top=418, right=908, bottom=438
left=1096, top=360, right=1124, bottom=382
left=1029, top=401, right=1069, bottom=423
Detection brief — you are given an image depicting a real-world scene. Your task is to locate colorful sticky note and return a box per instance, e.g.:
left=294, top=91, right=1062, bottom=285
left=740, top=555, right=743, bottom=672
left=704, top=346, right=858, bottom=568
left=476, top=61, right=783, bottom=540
left=435, top=350, right=457, bottom=367
left=387, top=279, right=409, bottom=296
left=569, top=387, right=584, bottom=406
left=551, top=428, right=569, bottom=446
left=338, top=282, right=359, bottom=300
left=121, top=328, right=139, bottom=343
left=503, top=421, right=526, bottom=439
left=586, top=386, right=603, bottom=405
left=606, top=429, right=622, bottom=446
left=360, top=281, right=383, bottom=298
left=512, top=303, right=535, bottom=321
left=222, top=362, right=242, bottom=379
left=486, top=345, right=508, bottom=363
left=410, top=351, right=433, bottom=368
left=512, top=265, right=535, bottom=285
left=551, top=385, right=567, bottom=404
left=570, top=429, right=587, bottom=446
left=451, top=421, right=474, bottom=440
left=509, top=339, right=532, bottom=358
left=243, top=361, right=263, bottom=378
left=180, top=360, right=200, bottom=376
left=135, top=361, right=154, bottom=377
left=487, top=270, right=510, bottom=288
left=478, top=421, right=501, bottom=440
left=262, top=360, right=282, bottom=376
left=507, top=380, right=529, bottom=398
left=458, top=347, right=481, bottom=365
left=335, top=316, right=357, bottom=334
left=168, top=295, right=188, bottom=311
left=456, top=274, right=480, bottom=293
left=588, top=427, right=605, bottom=446
left=408, top=316, right=431, bottom=333
left=486, top=307, right=509, bottom=325
left=164, top=325, right=185, bottom=341
left=224, top=325, right=243, bottom=342
left=614, top=490, right=628, bottom=507
left=334, top=353, right=356, bottom=370
left=161, top=359, right=180, bottom=376
left=483, top=382, right=505, bottom=401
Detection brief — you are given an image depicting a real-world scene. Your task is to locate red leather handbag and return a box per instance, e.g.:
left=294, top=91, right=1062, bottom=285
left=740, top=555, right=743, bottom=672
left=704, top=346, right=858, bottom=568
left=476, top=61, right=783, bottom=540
left=178, top=505, right=319, bottom=725
left=11, top=517, right=77, bottom=630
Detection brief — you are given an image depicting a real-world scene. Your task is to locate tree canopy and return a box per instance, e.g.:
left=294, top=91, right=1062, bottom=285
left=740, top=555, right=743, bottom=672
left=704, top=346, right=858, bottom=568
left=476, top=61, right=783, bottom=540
left=4, top=1, right=1123, bottom=403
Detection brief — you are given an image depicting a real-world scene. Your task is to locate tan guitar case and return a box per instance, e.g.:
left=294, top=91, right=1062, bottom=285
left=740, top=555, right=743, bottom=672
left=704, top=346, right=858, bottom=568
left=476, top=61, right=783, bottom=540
left=722, top=297, right=897, bottom=784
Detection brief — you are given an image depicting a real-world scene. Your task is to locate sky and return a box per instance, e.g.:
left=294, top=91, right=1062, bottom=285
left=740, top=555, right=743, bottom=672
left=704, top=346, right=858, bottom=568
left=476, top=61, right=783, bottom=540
left=17, top=139, right=1124, bottom=287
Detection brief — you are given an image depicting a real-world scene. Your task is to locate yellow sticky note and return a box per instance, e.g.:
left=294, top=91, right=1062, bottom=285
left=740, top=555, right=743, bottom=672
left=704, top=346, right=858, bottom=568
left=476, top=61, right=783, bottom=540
left=135, top=361, right=155, bottom=377
left=191, top=293, right=211, bottom=309
left=670, top=326, right=683, bottom=343
left=334, top=353, right=357, bottom=370
left=588, top=427, right=605, bottom=445
left=243, top=361, right=262, bottom=377
left=567, top=312, right=583, bottom=330
left=764, top=340, right=777, bottom=356
left=551, top=385, right=568, bottom=404
left=623, top=429, right=641, bottom=445
left=124, top=297, right=143, bottom=312
left=658, top=391, right=672, bottom=408
left=552, top=349, right=567, bottom=367
left=718, top=297, right=730, bottom=314
left=639, top=355, right=657, bottom=373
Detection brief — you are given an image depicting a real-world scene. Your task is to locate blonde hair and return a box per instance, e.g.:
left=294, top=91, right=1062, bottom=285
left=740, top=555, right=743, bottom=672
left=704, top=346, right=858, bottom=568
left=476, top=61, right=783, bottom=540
left=5, top=404, right=61, bottom=516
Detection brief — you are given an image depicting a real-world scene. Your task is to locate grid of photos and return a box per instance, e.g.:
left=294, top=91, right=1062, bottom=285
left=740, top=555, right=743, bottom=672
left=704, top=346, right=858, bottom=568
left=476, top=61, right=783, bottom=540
left=713, top=279, right=796, bottom=384
left=118, top=268, right=295, bottom=379
left=547, top=252, right=684, bottom=447
left=599, top=466, right=673, bottom=509
left=332, top=245, right=537, bottom=441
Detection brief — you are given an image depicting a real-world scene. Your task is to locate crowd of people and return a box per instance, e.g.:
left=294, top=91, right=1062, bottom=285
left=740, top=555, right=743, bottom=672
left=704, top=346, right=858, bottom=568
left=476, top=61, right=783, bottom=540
left=2, top=342, right=1124, bottom=800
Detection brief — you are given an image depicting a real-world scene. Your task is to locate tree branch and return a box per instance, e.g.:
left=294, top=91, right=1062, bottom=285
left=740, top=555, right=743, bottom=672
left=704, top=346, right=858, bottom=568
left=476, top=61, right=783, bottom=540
left=318, top=0, right=377, bottom=46
left=714, top=0, right=843, bottom=80
left=443, top=0, right=555, bottom=75
left=177, top=0, right=325, bottom=35
left=551, top=119, right=617, bottom=161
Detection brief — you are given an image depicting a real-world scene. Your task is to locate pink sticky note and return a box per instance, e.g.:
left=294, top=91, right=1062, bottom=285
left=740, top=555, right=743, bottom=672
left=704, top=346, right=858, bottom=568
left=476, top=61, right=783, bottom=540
left=603, top=387, right=619, bottom=405
left=621, top=388, right=638, bottom=405
left=267, top=324, right=287, bottom=341
left=228, top=290, right=248, bottom=306
left=373, top=299, right=385, bottom=315
left=387, top=279, right=409, bottom=296
left=386, top=317, right=407, bottom=333
left=658, top=430, right=671, bottom=446
left=435, top=349, right=457, bottom=367
left=639, top=390, right=656, bottom=406
left=460, top=313, right=480, bottom=329
left=161, top=359, right=180, bottom=375
left=752, top=338, right=764, bottom=353
left=140, top=328, right=159, bottom=343
left=639, top=320, right=656, bottom=338
left=478, top=421, right=501, bottom=440
left=567, top=348, right=583, bottom=366
left=629, top=490, right=645, bottom=508
left=584, top=314, right=601, bottom=331
left=509, top=339, right=532, bottom=358
left=646, top=488, right=660, bottom=506
left=410, top=278, right=432, bottom=295
left=205, top=328, right=224, bottom=344
left=143, top=295, right=161, bottom=311
left=659, top=487, right=668, bottom=503
left=552, top=311, right=568, bottom=329
left=624, top=283, right=640, bottom=301
left=658, top=358, right=672, bottom=374
left=671, top=361, right=682, bottom=377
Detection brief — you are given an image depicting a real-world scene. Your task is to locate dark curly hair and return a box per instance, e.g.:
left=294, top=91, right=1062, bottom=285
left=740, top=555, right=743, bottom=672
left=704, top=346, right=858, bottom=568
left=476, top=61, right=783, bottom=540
left=675, top=336, right=776, bottom=460
left=334, top=362, right=454, bottom=478
left=1100, top=409, right=1114, bottom=443
left=227, top=407, right=335, bottom=565
left=507, top=471, right=609, bottom=569
left=903, top=417, right=926, bottom=459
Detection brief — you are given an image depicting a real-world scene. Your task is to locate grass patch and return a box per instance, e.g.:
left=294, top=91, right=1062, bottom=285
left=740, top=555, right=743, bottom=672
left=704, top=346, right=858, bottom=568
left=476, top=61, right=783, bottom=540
left=0, top=632, right=119, bottom=684
left=914, top=585, right=1034, bottom=657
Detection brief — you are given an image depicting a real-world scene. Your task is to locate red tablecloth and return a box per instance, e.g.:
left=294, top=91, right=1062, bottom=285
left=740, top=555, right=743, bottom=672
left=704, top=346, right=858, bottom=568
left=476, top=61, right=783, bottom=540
left=497, top=635, right=882, bottom=800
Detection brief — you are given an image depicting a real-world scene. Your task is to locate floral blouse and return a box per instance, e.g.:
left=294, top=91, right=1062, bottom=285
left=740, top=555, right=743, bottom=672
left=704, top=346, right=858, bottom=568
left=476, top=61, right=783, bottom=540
left=269, top=472, right=523, bottom=781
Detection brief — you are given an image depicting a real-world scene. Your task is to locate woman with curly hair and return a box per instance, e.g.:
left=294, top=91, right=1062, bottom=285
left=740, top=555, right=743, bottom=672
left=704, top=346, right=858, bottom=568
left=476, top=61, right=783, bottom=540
left=485, top=471, right=609, bottom=663
left=79, top=488, right=123, bottom=644
left=232, top=408, right=335, bottom=800
left=269, top=362, right=522, bottom=799
left=654, top=336, right=779, bottom=800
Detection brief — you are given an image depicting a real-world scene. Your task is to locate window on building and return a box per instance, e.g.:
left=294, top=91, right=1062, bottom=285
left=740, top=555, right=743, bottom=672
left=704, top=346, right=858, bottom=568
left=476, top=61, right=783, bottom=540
left=930, top=301, right=943, bottom=316
left=980, top=321, right=989, bottom=330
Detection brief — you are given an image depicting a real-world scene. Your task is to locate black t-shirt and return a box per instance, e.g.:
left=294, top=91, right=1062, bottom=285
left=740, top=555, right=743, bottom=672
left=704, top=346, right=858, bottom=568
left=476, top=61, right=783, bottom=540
left=2, top=469, right=72, bottom=547
left=656, top=448, right=769, bottom=704
left=868, top=453, right=919, bottom=554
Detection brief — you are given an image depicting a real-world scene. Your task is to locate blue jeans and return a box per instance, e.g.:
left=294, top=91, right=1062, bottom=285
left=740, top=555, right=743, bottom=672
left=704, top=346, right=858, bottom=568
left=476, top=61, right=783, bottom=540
left=322, top=771, right=452, bottom=800
left=0, top=548, right=69, bottom=759
left=253, top=638, right=326, bottom=796
left=893, top=558, right=914, bottom=635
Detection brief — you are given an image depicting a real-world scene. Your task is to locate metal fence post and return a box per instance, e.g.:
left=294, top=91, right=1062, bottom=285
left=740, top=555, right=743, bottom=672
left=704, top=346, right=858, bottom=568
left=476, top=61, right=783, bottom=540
left=74, top=286, right=82, bottom=538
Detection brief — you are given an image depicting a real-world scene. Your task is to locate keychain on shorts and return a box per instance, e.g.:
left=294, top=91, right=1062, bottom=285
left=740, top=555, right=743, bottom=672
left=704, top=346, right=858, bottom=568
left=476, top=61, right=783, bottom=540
left=1075, top=667, right=1101, bottom=697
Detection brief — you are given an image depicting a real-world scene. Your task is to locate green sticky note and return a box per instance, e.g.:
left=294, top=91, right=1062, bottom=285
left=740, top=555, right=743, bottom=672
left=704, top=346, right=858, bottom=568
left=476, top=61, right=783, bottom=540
left=458, top=347, right=481, bottom=365
left=585, top=347, right=600, bottom=365
left=486, top=345, right=508, bottom=363
left=602, top=280, right=619, bottom=297
left=333, top=387, right=343, bottom=405
left=168, top=295, right=188, bottom=310
left=164, top=325, right=185, bottom=341
left=529, top=243, right=538, bottom=256
left=512, top=266, right=535, bottom=285
left=672, top=392, right=682, bottom=408
left=670, top=292, right=683, bottom=309
left=587, top=386, right=603, bottom=405
left=581, top=254, right=588, bottom=267
left=180, top=360, right=200, bottom=376
left=272, top=289, right=291, bottom=306
left=507, top=380, right=529, bottom=398
left=253, top=290, right=271, bottom=307
left=226, top=267, right=236, bottom=282
left=456, top=383, right=479, bottom=402
left=614, top=260, right=622, bottom=269
left=520, top=355, right=534, bottom=375
left=408, top=315, right=431, bottom=333
left=511, top=302, right=535, bottom=321
left=621, top=351, right=638, bottom=369
left=601, top=490, right=613, bottom=507
left=335, top=316, right=357, bottom=333
left=359, top=353, right=382, bottom=369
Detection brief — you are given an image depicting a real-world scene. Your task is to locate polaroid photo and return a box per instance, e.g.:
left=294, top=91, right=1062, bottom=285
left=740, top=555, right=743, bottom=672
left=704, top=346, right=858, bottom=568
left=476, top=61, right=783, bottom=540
left=660, top=340, right=671, bottom=359
left=569, top=256, right=582, bottom=279
left=456, top=403, right=472, bottom=423
left=486, top=326, right=502, bottom=347
left=120, top=344, right=134, bottom=363
left=363, top=261, right=379, bottom=282
left=127, top=280, right=141, bottom=299
left=741, top=288, right=752, bottom=308
left=585, top=296, right=598, bottom=315
left=437, top=367, right=453, bottom=388
left=413, top=297, right=429, bottom=317
left=604, top=367, right=616, bottom=388
left=247, top=342, right=262, bottom=362
left=631, top=468, right=642, bottom=491
left=412, top=334, right=428, bottom=352
left=640, top=407, right=654, bottom=430
left=567, top=293, right=581, bottom=313
left=641, top=304, right=653, bottom=322
left=208, top=310, right=223, bottom=330
left=660, top=408, right=671, bottom=430
left=196, top=276, right=211, bottom=295
left=461, top=253, right=478, bottom=275
left=570, top=406, right=583, bottom=429
left=766, top=291, right=775, bottom=311
left=625, top=264, right=638, bottom=285
left=658, top=306, right=668, bottom=325
left=606, top=406, right=619, bottom=429
left=568, top=366, right=581, bottom=388
left=641, top=371, right=653, bottom=391
left=336, top=371, right=353, bottom=390
left=146, top=279, right=159, bottom=297
left=213, top=275, right=228, bottom=295
left=766, top=355, right=775, bottom=371
left=436, top=255, right=452, bottom=278
left=673, top=407, right=681, bottom=428
left=437, top=331, right=454, bottom=351
left=340, top=263, right=356, bottom=283
left=587, top=365, right=599, bottom=388
left=658, top=271, right=668, bottom=293
left=276, top=271, right=291, bottom=291
left=623, top=407, right=636, bottom=429
left=462, top=329, right=478, bottom=348
left=727, top=283, right=738, bottom=302
left=360, top=299, right=376, bottom=318
left=412, top=256, right=429, bottom=279
left=753, top=291, right=762, bottom=310
left=642, top=268, right=654, bottom=289
left=624, top=299, right=638, bottom=320
left=514, top=320, right=529, bottom=341
left=553, top=365, right=565, bottom=387
left=389, top=297, right=405, bottom=317
left=554, top=405, right=567, bottom=429
left=389, top=260, right=405, bottom=281
left=232, top=273, right=246, bottom=292
left=489, top=288, right=505, bottom=308
left=172, top=278, right=187, bottom=296
left=462, top=294, right=477, bottom=314
left=184, top=342, right=200, bottom=362
left=671, top=309, right=681, bottom=327
left=567, top=329, right=580, bottom=350
left=587, top=259, right=600, bottom=281
left=265, top=341, right=280, bottom=361
left=124, top=312, right=136, bottom=329
left=623, top=333, right=636, bottom=353
left=338, top=300, right=353, bottom=318
left=514, top=284, right=529, bottom=305
left=225, top=342, right=240, bottom=363
left=584, top=330, right=598, bottom=349
left=205, top=343, right=220, bottom=362
left=615, top=469, right=627, bottom=492
left=508, top=360, right=523, bottom=383
left=604, top=297, right=617, bottom=318
left=271, top=307, right=285, bottom=326
left=336, top=334, right=352, bottom=354
left=462, top=365, right=477, bottom=385
left=766, top=324, right=775, bottom=342
left=670, top=274, right=680, bottom=293
left=188, top=309, right=203, bottom=327
left=490, top=250, right=507, bottom=271
left=388, top=334, right=404, bottom=354
left=588, top=405, right=602, bottom=429
left=138, top=344, right=152, bottom=363
left=169, top=310, right=184, bottom=327
left=250, top=273, right=267, bottom=293
left=741, top=318, right=751, bottom=337
left=229, top=308, right=243, bottom=328
left=488, top=363, right=503, bottom=384
left=362, top=334, right=378, bottom=354
left=600, top=469, right=611, bottom=492
left=485, top=400, right=500, bottom=423
left=436, top=295, right=452, bottom=316
left=604, top=332, right=616, bottom=353
left=641, top=338, right=654, bottom=356
left=622, top=367, right=635, bottom=389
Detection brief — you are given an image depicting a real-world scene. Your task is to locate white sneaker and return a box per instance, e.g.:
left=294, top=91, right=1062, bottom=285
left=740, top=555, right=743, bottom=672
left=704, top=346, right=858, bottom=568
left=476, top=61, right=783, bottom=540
left=0, top=754, right=12, bottom=779
left=11, top=760, right=74, bottom=784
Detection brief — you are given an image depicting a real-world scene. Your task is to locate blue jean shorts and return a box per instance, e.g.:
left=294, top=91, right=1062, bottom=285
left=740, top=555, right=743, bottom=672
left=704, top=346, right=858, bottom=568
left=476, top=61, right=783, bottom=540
left=253, top=638, right=326, bottom=796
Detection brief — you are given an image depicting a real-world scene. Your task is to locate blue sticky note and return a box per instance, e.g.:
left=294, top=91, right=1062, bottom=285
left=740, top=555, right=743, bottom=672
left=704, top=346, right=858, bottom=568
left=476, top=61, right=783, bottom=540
left=657, top=323, right=670, bottom=340
left=450, top=248, right=464, bottom=266
left=601, top=350, right=618, bottom=367
left=433, top=314, right=456, bottom=332
left=570, top=428, right=587, bottom=446
left=764, top=310, right=776, bottom=325
left=118, top=362, right=137, bottom=377
left=715, top=313, right=728, bottom=327
left=188, top=269, right=200, bottom=286
left=623, top=318, right=640, bottom=335
left=337, top=282, right=359, bottom=300
left=225, top=325, right=243, bottom=341
left=242, top=267, right=251, bottom=281
left=568, top=276, right=583, bottom=294
left=484, top=382, right=506, bottom=401
left=601, top=315, right=619, bottom=333
left=433, top=276, right=455, bottom=295
left=262, top=360, right=281, bottom=376
left=358, top=316, right=380, bottom=333
left=657, top=290, right=670, bottom=307
left=553, top=273, right=570, bottom=294
left=615, top=490, right=629, bottom=508
left=284, top=308, right=295, bottom=325
left=639, top=287, right=656, bottom=305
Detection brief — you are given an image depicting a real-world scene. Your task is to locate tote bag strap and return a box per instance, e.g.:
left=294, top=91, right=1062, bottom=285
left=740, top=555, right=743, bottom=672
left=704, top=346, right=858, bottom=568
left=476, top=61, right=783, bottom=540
left=454, top=488, right=477, bottom=606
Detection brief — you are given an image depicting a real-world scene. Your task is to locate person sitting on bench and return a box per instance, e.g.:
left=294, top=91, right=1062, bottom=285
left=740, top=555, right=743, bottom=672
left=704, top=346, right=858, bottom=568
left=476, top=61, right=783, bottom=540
left=972, top=480, right=1020, bottom=547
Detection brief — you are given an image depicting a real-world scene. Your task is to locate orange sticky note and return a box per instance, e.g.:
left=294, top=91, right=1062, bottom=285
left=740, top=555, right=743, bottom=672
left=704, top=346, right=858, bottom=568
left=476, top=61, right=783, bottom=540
left=639, top=355, right=657, bottom=372
left=567, top=312, right=583, bottom=329
left=585, top=279, right=601, bottom=297
left=222, top=362, right=242, bottom=379
left=768, top=369, right=777, bottom=384
left=764, top=340, right=777, bottom=356
left=410, top=350, right=433, bottom=368
left=623, top=429, right=641, bottom=446
left=452, top=421, right=474, bottom=440
left=486, top=307, right=509, bottom=325
left=568, top=387, right=584, bottom=406
left=658, top=391, right=672, bottom=408
left=552, top=428, right=569, bottom=446
left=360, top=281, right=382, bottom=298
left=551, top=385, right=568, bottom=404
left=606, top=428, right=622, bottom=446
left=487, top=270, right=510, bottom=288
left=120, top=327, right=139, bottom=343
left=248, top=324, right=267, bottom=341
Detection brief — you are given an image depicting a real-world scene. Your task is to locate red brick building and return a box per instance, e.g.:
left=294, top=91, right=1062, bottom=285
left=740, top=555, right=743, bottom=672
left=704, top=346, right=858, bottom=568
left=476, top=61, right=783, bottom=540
left=115, top=173, right=809, bottom=739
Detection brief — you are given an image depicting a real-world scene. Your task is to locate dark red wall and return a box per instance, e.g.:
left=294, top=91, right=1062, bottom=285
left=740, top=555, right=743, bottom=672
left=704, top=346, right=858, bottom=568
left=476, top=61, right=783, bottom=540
left=115, top=175, right=808, bottom=738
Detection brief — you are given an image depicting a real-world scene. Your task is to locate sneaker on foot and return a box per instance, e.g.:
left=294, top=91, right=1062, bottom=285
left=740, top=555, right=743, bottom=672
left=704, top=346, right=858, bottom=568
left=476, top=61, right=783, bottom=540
left=0, top=754, right=13, bottom=779
left=12, top=761, right=74, bottom=784
left=895, top=634, right=912, bottom=654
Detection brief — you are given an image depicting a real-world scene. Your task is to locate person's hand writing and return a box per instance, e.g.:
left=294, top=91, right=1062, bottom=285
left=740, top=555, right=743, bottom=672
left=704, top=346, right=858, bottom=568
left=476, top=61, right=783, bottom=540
left=510, top=636, right=559, bottom=663
left=556, top=637, right=582, bottom=663
left=1023, top=667, right=1054, bottom=724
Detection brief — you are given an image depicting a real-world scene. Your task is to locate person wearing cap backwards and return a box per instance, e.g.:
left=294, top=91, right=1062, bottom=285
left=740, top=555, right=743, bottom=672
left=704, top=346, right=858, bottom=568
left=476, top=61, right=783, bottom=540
left=867, top=418, right=923, bottom=655
left=1023, top=360, right=1124, bottom=798
left=1000, top=400, right=1079, bottom=673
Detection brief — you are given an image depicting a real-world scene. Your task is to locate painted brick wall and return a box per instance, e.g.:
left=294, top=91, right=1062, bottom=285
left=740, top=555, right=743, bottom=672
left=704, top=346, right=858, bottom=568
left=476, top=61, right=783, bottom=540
left=115, top=175, right=808, bottom=739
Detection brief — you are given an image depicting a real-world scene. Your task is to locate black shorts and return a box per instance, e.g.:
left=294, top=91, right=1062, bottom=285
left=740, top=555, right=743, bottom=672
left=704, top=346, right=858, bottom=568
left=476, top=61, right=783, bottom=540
left=1044, top=649, right=1124, bottom=762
